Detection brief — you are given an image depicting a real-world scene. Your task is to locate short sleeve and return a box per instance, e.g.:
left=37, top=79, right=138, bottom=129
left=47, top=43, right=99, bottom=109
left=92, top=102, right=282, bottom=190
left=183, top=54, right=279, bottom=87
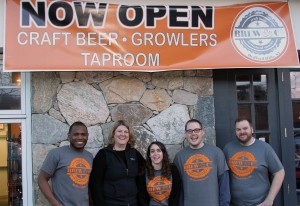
left=265, top=144, right=283, bottom=174
left=40, top=149, right=60, bottom=176
left=216, top=148, right=229, bottom=176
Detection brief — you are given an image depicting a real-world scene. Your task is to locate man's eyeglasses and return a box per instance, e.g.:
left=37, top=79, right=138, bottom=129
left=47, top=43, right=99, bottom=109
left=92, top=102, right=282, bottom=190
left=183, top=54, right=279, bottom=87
left=186, top=128, right=202, bottom=134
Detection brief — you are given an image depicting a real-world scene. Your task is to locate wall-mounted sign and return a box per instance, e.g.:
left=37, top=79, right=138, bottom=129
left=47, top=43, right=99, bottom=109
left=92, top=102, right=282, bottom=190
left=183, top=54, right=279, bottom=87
left=4, top=1, right=299, bottom=72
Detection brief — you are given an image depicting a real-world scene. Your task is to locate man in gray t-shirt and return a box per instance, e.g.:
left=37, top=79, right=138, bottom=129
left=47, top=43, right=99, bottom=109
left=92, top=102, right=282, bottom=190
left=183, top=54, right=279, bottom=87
left=223, top=118, right=285, bottom=206
left=174, top=119, right=230, bottom=206
left=38, top=121, right=93, bottom=206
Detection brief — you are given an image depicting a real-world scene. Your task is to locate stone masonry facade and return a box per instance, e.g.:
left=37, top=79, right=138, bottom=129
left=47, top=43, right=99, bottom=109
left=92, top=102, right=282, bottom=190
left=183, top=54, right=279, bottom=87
left=31, top=70, right=215, bottom=205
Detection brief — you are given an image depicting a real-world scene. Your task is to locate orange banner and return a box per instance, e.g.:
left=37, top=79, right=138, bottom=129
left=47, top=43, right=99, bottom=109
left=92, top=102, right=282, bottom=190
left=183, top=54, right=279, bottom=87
left=4, top=1, right=299, bottom=72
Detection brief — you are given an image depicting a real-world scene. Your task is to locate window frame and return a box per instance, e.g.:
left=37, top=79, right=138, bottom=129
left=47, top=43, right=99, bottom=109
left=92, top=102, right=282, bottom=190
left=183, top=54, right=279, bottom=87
left=0, top=52, right=33, bottom=205
left=0, top=60, right=26, bottom=115
left=0, top=119, right=33, bottom=206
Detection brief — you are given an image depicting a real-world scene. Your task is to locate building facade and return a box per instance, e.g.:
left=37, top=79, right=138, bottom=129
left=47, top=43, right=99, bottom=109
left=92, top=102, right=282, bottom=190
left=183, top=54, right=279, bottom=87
left=0, top=0, right=300, bottom=205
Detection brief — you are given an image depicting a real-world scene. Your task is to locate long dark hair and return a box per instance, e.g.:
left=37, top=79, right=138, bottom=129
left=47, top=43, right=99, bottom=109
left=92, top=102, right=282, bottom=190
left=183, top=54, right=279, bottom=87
left=146, top=141, right=171, bottom=179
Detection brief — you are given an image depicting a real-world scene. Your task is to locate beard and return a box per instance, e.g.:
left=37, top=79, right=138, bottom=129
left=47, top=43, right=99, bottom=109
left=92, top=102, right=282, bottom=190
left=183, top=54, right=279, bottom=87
left=237, top=132, right=253, bottom=145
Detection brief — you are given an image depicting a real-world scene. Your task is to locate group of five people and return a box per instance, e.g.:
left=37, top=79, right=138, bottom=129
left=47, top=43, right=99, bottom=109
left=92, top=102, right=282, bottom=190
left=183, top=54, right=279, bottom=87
left=38, top=118, right=285, bottom=206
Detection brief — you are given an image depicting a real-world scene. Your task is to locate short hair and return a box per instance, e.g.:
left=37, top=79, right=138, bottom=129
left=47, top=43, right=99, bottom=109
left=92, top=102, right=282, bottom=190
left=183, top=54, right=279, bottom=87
left=235, top=118, right=253, bottom=127
left=185, top=119, right=203, bottom=131
left=108, top=120, right=136, bottom=147
left=69, top=121, right=87, bottom=133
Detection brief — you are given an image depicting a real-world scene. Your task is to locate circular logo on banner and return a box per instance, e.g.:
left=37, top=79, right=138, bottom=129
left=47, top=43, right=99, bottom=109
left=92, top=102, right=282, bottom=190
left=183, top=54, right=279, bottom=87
left=67, top=158, right=91, bottom=187
left=231, top=5, right=288, bottom=63
left=147, top=176, right=172, bottom=203
left=184, top=154, right=212, bottom=181
left=228, top=151, right=257, bottom=177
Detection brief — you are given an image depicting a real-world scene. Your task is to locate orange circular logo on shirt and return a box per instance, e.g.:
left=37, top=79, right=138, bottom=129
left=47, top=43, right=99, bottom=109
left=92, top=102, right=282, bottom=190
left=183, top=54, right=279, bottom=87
left=184, top=154, right=212, bottom=180
left=147, top=176, right=172, bottom=203
left=228, top=151, right=257, bottom=177
left=67, top=158, right=91, bottom=187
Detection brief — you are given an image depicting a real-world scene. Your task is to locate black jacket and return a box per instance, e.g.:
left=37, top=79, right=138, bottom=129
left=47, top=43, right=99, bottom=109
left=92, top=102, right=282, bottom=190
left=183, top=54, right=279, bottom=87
left=89, top=145, right=145, bottom=206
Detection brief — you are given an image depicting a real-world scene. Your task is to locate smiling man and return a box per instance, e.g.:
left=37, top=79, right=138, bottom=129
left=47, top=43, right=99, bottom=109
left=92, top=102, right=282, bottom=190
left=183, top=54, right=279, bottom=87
left=38, top=121, right=93, bottom=206
left=173, top=119, right=230, bottom=206
left=223, top=118, right=285, bottom=206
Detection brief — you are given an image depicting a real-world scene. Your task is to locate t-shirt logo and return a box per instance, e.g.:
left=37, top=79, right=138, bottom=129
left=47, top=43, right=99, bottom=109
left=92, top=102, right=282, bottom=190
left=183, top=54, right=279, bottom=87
left=184, top=154, right=212, bottom=181
left=147, top=176, right=172, bottom=203
left=67, top=158, right=91, bottom=188
left=228, top=151, right=257, bottom=178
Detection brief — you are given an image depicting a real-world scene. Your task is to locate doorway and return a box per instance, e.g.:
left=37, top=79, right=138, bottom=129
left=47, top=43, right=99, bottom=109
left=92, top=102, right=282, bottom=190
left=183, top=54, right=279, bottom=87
left=277, top=68, right=300, bottom=206
left=0, top=54, right=32, bottom=206
left=213, top=68, right=298, bottom=206
left=0, top=123, right=22, bottom=206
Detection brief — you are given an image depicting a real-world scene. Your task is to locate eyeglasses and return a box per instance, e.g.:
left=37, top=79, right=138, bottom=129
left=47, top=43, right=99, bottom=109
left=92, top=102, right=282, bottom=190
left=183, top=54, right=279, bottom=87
left=186, top=128, right=202, bottom=134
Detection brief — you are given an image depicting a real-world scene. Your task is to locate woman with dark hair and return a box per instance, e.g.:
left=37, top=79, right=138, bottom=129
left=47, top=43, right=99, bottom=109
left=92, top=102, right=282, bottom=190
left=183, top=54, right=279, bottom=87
left=139, top=141, right=182, bottom=206
left=89, top=120, right=145, bottom=206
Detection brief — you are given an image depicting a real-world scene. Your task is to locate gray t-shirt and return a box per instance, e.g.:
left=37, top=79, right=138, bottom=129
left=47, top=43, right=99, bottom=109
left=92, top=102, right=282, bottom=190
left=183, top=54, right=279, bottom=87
left=223, top=139, right=283, bottom=206
left=174, top=144, right=228, bottom=206
left=146, top=170, right=172, bottom=206
left=41, top=146, right=93, bottom=206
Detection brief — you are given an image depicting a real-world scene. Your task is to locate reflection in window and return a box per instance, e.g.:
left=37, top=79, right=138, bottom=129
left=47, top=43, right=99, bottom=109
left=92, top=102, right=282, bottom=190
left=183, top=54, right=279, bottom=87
left=254, top=74, right=267, bottom=101
left=294, top=131, right=300, bottom=190
left=291, top=71, right=300, bottom=194
left=236, top=75, right=250, bottom=101
left=238, top=104, right=251, bottom=121
left=255, top=104, right=269, bottom=130
left=0, top=68, right=21, bottom=110
left=291, top=72, right=300, bottom=98
left=0, top=123, right=22, bottom=205
left=0, top=73, right=21, bottom=86
left=293, top=101, right=300, bottom=129
left=256, top=133, right=270, bottom=143
left=235, top=73, right=269, bottom=141
left=0, top=89, right=21, bottom=110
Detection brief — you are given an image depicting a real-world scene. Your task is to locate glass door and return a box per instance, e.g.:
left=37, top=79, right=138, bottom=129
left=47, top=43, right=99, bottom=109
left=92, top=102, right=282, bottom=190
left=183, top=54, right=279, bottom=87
left=214, top=68, right=285, bottom=205
left=275, top=67, right=300, bottom=206
left=0, top=60, right=32, bottom=206
left=235, top=74, right=271, bottom=143
left=214, top=69, right=281, bottom=151
left=290, top=72, right=300, bottom=205
left=0, top=122, right=22, bottom=206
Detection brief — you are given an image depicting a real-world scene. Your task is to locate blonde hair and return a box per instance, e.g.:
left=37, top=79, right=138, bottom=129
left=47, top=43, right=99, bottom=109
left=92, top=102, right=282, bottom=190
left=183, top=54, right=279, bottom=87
left=108, top=120, right=136, bottom=147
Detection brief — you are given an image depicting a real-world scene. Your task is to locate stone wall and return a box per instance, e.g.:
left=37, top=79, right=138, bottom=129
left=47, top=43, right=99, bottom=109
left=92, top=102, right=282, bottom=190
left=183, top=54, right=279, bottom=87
left=31, top=70, right=215, bottom=205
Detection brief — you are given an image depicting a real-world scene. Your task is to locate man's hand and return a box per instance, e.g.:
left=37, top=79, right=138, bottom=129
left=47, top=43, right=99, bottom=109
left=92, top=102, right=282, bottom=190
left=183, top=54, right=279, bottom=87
left=257, top=199, right=273, bottom=206
left=38, top=170, right=62, bottom=206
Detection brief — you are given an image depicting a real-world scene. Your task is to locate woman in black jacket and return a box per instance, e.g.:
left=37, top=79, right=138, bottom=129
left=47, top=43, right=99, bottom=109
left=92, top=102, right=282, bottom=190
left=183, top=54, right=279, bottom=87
left=139, top=141, right=182, bottom=206
left=89, top=120, right=145, bottom=206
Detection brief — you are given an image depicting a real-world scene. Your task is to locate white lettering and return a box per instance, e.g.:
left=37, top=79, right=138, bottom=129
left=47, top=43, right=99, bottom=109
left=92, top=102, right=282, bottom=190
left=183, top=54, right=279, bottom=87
left=81, top=52, right=160, bottom=67
left=17, top=32, right=70, bottom=46
left=131, top=32, right=218, bottom=47
left=76, top=32, right=118, bottom=46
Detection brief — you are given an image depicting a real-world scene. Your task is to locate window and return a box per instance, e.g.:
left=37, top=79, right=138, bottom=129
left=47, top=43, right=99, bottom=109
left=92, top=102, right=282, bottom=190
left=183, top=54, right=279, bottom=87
left=0, top=123, right=23, bottom=205
left=0, top=61, right=25, bottom=115
left=290, top=72, right=300, bottom=194
left=235, top=74, right=270, bottom=142
left=0, top=52, right=32, bottom=205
